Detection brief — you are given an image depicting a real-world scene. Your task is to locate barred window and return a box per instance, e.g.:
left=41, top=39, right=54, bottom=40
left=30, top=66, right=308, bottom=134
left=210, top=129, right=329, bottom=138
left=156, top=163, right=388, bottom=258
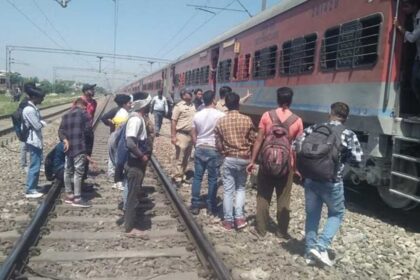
left=217, top=59, right=232, bottom=83
left=174, top=74, right=180, bottom=86
left=142, top=84, right=146, bottom=90
left=193, top=68, right=200, bottom=85
left=321, top=14, right=382, bottom=70
left=200, top=66, right=209, bottom=84
left=280, top=33, right=317, bottom=75
left=186, top=71, right=192, bottom=86
left=253, top=45, right=277, bottom=79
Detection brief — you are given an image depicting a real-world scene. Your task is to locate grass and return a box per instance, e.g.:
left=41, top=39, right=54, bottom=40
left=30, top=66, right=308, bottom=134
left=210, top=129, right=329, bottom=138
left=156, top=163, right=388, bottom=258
left=0, top=93, right=77, bottom=115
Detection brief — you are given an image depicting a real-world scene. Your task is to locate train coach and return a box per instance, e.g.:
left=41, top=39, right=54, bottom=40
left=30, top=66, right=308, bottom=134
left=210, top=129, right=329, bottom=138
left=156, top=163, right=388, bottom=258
left=122, top=0, right=420, bottom=209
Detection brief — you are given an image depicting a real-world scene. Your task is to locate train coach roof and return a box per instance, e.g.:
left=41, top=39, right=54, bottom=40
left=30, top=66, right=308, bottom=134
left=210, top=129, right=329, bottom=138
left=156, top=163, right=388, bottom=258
left=174, top=0, right=307, bottom=63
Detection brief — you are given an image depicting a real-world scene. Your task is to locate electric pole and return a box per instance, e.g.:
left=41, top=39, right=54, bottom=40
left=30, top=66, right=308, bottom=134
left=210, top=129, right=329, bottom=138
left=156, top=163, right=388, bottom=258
left=261, top=0, right=267, bottom=11
left=97, top=56, right=103, bottom=73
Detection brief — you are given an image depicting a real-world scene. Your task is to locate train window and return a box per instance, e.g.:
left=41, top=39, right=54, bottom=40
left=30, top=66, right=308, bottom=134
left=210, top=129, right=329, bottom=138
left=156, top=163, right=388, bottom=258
left=321, top=13, right=382, bottom=70
left=233, top=57, right=239, bottom=80
left=217, top=59, right=232, bottom=83
left=186, top=71, right=192, bottom=86
left=280, top=33, right=317, bottom=75
left=174, top=74, right=180, bottom=86
left=253, top=45, right=277, bottom=79
left=200, top=66, right=209, bottom=84
left=194, top=68, right=200, bottom=85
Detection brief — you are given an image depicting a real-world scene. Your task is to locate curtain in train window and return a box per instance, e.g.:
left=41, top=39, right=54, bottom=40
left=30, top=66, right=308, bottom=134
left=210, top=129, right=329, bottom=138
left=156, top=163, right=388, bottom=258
left=321, top=14, right=381, bottom=70
left=217, top=59, right=232, bottom=83
left=253, top=45, right=277, bottom=79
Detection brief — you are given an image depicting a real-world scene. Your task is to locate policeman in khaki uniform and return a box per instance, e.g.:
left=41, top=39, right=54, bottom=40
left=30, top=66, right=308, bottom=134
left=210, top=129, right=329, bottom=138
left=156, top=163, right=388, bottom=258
left=171, top=90, right=196, bottom=184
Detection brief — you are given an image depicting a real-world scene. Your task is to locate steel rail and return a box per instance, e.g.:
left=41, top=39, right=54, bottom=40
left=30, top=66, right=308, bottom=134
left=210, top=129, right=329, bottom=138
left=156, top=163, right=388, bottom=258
left=0, top=101, right=73, bottom=120
left=0, top=97, right=110, bottom=280
left=150, top=156, right=232, bottom=280
left=0, top=106, right=71, bottom=139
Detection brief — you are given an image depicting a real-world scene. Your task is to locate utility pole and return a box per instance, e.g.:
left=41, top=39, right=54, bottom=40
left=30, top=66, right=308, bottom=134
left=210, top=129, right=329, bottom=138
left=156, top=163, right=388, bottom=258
left=97, top=56, right=103, bottom=73
left=147, top=61, right=154, bottom=72
left=261, top=0, right=267, bottom=11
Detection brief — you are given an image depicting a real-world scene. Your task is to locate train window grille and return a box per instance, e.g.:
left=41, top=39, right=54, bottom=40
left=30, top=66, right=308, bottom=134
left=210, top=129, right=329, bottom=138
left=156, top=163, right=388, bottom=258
left=186, top=71, right=192, bottom=86
left=280, top=33, right=317, bottom=75
left=320, top=14, right=382, bottom=70
left=217, top=59, right=232, bottom=83
left=253, top=45, right=277, bottom=79
left=174, top=74, right=180, bottom=87
left=200, top=66, right=209, bottom=84
left=193, top=68, right=200, bottom=85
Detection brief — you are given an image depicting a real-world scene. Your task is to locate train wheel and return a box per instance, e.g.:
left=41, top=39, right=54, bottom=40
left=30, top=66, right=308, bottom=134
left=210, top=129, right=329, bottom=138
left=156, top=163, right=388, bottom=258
left=378, top=161, right=419, bottom=210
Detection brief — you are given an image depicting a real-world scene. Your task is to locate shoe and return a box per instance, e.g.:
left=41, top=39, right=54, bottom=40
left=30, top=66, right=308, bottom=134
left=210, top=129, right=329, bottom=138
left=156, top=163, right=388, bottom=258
left=116, top=182, right=124, bottom=191
left=248, top=227, right=265, bottom=239
left=234, top=218, right=248, bottom=230
left=64, top=194, right=75, bottom=204
left=221, top=221, right=233, bottom=231
left=116, top=216, right=124, bottom=226
left=71, top=198, right=92, bottom=208
left=304, top=255, right=316, bottom=266
left=39, top=167, right=45, bottom=173
left=25, top=191, right=43, bottom=199
left=190, top=207, right=200, bottom=215
left=309, top=248, right=334, bottom=267
left=275, top=230, right=291, bottom=240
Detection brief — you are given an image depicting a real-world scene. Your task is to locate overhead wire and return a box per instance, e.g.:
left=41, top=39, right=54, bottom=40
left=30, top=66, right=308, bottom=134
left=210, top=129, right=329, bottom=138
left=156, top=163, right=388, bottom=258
left=161, top=0, right=236, bottom=59
left=31, top=0, right=96, bottom=70
left=6, top=0, right=63, bottom=48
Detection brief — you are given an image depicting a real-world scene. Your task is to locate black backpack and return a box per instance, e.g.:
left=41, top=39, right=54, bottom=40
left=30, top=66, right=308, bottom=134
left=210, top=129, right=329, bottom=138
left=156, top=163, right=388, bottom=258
left=11, top=102, right=30, bottom=142
left=296, top=124, right=345, bottom=182
left=44, top=147, right=56, bottom=181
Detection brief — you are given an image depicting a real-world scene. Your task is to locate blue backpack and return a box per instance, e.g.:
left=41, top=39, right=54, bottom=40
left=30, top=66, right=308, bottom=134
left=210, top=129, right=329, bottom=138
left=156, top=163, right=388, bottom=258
left=114, top=123, right=129, bottom=169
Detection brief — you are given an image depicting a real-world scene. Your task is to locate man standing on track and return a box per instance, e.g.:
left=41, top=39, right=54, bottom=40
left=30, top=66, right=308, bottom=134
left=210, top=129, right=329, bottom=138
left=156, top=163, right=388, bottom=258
left=190, top=90, right=225, bottom=216
left=295, top=102, right=363, bottom=266
left=215, top=92, right=256, bottom=230
left=124, top=93, right=153, bottom=237
left=246, top=87, right=303, bottom=239
left=22, top=84, right=47, bottom=198
left=59, top=98, right=91, bottom=207
left=171, top=90, right=196, bottom=186
left=150, top=89, right=168, bottom=137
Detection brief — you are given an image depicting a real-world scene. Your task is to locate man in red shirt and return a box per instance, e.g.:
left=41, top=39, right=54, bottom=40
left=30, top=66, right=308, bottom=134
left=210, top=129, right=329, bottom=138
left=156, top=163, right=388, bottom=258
left=246, top=87, right=303, bottom=239
left=80, top=84, right=97, bottom=123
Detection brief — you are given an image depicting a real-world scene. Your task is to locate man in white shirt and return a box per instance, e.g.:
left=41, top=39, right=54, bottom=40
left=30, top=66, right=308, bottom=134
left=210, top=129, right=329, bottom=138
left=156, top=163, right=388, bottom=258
left=190, top=90, right=225, bottom=216
left=124, top=93, right=152, bottom=237
left=395, top=0, right=420, bottom=108
left=150, top=90, right=168, bottom=136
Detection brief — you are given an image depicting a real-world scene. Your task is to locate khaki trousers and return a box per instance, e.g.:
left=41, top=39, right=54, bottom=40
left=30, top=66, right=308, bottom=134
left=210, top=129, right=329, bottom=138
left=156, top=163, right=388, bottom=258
left=173, top=132, right=193, bottom=182
left=255, top=169, right=294, bottom=236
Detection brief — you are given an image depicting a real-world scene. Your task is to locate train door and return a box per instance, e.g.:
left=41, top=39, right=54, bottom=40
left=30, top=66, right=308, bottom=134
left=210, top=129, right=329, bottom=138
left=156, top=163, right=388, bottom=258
left=210, top=47, right=219, bottom=92
left=398, top=5, right=420, bottom=116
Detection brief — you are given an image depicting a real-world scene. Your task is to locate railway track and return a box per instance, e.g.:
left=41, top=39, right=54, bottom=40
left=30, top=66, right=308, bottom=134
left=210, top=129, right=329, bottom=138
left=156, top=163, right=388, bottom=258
left=0, top=102, right=74, bottom=146
left=0, top=98, right=230, bottom=280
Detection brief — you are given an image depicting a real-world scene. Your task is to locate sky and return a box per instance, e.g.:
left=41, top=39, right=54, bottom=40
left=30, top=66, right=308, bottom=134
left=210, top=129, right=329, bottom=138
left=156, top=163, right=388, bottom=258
left=1, top=0, right=280, bottom=90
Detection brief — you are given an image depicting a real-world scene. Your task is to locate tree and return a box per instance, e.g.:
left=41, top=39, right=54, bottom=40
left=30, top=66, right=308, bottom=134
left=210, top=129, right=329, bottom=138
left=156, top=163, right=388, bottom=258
left=8, top=72, right=24, bottom=85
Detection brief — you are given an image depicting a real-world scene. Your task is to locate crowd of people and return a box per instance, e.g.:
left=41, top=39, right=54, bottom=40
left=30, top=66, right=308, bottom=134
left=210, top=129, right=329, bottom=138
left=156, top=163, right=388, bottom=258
left=168, top=86, right=362, bottom=267
left=15, top=79, right=362, bottom=267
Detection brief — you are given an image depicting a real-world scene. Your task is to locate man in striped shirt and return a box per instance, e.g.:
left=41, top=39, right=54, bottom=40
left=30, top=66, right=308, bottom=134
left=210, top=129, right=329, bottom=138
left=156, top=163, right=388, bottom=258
left=214, top=92, right=256, bottom=230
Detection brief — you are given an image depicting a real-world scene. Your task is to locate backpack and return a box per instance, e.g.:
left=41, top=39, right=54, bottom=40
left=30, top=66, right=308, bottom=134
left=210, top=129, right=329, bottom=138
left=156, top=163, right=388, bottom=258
left=296, top=124, right=345, bottom=182
left=44, top=148, right=56, bottom=181
left=11, top=103, right=30, bottom=142
left=259, top=110, right=298, bottom=177
left=114, top=123, right=129, bottom=169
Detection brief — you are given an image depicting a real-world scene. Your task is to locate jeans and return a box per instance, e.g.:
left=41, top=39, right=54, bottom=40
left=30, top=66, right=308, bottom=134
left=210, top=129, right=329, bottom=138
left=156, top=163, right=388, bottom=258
left=153, top=111, right=165, bottom=134
left=222, top=157, right=248, bottom=222
left=411, top=60, right=420, bottom=104
left=191, top=146, right=222, bottom=212
left=304, top=178, right=345, bottom=254
left=25, top=144, right=42, bottom=193
left=64, top=154, right=87, bottom=197
left=20, top=141, right=28, bottom=168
